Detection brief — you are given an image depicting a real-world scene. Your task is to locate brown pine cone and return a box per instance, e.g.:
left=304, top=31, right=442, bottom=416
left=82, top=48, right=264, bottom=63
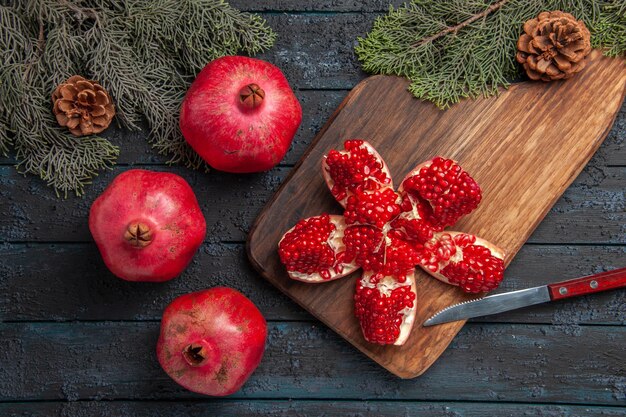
left=52, top=75, right=115, bottom=136
left=516, top=11, right=591, bottom=82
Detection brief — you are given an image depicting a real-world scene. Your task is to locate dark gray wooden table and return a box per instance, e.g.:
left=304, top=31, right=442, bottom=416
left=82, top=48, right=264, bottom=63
left=1, top=2, right=624, bottom=416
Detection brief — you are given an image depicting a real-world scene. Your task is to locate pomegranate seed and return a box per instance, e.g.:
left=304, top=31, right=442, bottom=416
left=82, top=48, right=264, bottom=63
left=420, top=231, right=505, bottom=293
left=343, top=226, right=421, bottom=278
left=344, top=188, right=401, bottom=228
left=440, top=244, right=505, bottom=293
left=390, top=216, right=436, bottom=243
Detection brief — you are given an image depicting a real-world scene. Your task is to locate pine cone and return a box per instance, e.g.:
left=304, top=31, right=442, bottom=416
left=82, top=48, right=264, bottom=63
left=516, top=11, right=591, bottom=82
left=52, top=75, right=115, bottom=136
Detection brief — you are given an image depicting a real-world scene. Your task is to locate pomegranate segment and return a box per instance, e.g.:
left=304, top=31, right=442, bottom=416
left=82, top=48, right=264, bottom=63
left=399, top=157, right=482, bottom=229
left=354, top=270, right=417, bottom=345
left=420, top=231, right=505, bottom=293
left=322, top=140, right=392, bottom=207
left=278, top=214, right=358, bottom=283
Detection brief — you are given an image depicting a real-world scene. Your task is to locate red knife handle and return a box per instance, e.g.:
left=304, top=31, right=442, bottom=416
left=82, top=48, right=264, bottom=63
left=547, top=267, right=626, bottom=301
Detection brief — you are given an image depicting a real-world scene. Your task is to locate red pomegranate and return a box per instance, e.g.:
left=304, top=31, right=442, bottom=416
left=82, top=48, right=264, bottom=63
left=180, top=56, right=302, bottom=173
left=278, top=140, right=506, bottom=345
left=157, top=288, right=267, bottom=396
left=89, top=169, right=206, bottom=282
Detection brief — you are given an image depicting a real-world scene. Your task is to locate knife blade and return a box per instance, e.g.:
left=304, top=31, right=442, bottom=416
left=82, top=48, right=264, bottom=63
left=424, top=266, right=626, bottom=326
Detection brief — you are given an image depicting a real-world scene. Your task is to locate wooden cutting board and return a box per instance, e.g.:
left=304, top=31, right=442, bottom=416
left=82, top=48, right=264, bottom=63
left=247, top=50, right=626, bottom=378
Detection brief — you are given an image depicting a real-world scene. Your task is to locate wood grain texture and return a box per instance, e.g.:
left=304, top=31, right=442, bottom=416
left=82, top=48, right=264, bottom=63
left=546, top=267, right=626, bottom=300
left=248, top=50, right=626, bottom=378
left=0, top=322, right=624, bottom=404
left=0, top=90, right=348, bottom=167
left=230, top=0, right=405, bottom=12
left=1, top=9, right=624, bottom=167
left=1, top=166, right=623, bottom=244
left=2, top=90, right=621, bottom=168
left=3, top=401, right=626, bottom=417
left=1, top=243, right=624, bottom=324
left=0, top=1, right=624, bottom=413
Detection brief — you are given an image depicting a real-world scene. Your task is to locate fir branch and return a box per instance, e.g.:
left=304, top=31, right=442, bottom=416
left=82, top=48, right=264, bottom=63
left=0, top=5, right=30, bottom=155
left=0, top=115, right=10, bottom=156
left=356, top=0, right=626, bottom=109
left=0, top=0, right=276, bottom=195
left=412, top=0, right=509, bottom=48
left=9, top=61, right=120, bottom=197
left=590, top=0, right=626, bottom=57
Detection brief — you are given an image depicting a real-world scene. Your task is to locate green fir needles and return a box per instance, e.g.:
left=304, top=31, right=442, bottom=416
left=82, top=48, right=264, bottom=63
left=356, top=0, right=626, bottom=109
left=0, top=0, right=276, bottom=196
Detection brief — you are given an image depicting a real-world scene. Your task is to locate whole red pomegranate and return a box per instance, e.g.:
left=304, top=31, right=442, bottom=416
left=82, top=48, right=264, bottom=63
left=89, top=169, right=206, bottom=282
left=180, top=56, right=302, bottom=173
left=157, top=288, right=267, bottom=396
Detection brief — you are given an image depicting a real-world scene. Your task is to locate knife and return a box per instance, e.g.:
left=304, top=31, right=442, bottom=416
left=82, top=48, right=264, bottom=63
left=423, top=267, right=626, bottom=326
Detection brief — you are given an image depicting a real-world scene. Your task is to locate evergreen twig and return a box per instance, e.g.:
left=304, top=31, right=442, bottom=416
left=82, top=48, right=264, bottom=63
left=0, top=0, right=276, bottom=196
left=356, top=0, right=626, bottom=109
left=412, top=0, right=509, bottom=47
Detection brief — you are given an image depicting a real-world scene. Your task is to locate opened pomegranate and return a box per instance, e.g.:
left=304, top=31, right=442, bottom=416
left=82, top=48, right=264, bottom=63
left=89, top=169, right=206, bottom=282
left=180, top=56, right=302, bottom=173
left=278, top=140, right=505, bottom=345
left=157, top=288, right=267, bottom=396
